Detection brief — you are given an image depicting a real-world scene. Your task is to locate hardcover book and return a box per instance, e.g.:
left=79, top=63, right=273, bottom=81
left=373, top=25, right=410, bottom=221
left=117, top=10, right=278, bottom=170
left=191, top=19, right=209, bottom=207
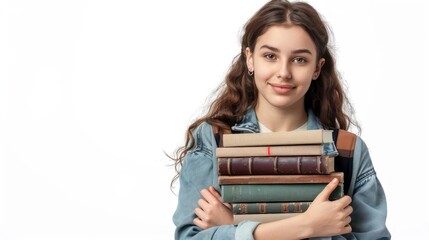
left=218, top=155, right=335, bottom=175
left=221, top=183, right=344, bottom=203
left=222, top=129, right=334, bottom=147
left=218, top=172, right=344, bottom=185
left=216, top=144, right=332, bottom=157
left=233, top=201, right=311, bottom=214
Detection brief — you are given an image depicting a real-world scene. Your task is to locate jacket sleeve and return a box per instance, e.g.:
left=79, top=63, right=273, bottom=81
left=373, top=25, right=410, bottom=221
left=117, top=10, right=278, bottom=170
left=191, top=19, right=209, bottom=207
left=338, top=136, right=391, bottom=240
left=172, top=123, right=260, bottom=240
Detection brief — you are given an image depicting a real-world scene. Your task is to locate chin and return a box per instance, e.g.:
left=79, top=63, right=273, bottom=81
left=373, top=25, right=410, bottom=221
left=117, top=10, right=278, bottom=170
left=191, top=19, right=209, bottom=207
left=269, top=102, right=293, bottom=109
left=268, top=99, right=302, bottom=110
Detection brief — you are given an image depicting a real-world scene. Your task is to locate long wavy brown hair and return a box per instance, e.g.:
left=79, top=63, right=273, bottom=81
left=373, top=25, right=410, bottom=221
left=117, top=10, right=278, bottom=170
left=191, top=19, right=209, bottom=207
left=170, top=0, right=359, bottom=188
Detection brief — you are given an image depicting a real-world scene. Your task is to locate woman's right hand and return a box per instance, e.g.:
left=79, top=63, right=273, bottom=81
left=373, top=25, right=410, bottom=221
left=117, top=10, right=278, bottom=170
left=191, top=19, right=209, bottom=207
left=303, top=178, right=353, bottom=237
left=253, top=178, right=353, bottom=240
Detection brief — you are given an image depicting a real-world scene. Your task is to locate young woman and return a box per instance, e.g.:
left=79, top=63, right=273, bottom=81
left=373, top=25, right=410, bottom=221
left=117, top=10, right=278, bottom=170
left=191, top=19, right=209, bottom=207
left=171, top=0, right=391, bottom=239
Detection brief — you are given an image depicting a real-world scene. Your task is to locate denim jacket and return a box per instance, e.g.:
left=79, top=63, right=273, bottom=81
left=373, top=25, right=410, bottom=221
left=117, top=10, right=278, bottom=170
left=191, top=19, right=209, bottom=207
left=173, top=109, right=391, bottom=240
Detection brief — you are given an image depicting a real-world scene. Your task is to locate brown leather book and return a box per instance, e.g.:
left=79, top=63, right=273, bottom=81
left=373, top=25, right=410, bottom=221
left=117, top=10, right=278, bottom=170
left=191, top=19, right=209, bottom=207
left=218, top=172, right=344, bottom=185
left=218, top=155, right=334, bottom=175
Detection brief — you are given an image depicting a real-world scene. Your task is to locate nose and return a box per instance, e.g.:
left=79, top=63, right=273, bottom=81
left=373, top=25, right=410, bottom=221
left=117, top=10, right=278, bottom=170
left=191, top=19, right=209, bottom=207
left=277, top=61, right=292, bottom=80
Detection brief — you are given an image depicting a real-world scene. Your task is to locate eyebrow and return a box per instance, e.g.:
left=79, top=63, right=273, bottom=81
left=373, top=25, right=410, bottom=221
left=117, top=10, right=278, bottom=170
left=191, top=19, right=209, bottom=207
left=259, top=44, right=313, bottom=55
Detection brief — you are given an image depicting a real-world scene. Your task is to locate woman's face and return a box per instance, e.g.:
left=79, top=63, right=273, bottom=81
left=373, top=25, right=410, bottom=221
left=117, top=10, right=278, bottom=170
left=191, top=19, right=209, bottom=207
left=246, top=24, right=324, bottom=112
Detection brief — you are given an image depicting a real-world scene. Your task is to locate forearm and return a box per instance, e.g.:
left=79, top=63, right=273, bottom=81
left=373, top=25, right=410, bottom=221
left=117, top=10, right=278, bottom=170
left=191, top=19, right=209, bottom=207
left=254, top=214, right=312, bottom=240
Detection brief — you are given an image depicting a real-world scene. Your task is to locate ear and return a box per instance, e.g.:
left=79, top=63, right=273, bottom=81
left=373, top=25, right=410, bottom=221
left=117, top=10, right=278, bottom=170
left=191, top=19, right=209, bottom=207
left=312, top=58, right=325, bottom=80
left=245, top=47, right=254, bottom=72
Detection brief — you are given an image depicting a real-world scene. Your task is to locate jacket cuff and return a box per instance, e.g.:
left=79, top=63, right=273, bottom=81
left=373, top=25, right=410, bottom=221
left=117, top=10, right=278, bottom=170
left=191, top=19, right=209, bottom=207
left=235, top=221, right=261, bottom=240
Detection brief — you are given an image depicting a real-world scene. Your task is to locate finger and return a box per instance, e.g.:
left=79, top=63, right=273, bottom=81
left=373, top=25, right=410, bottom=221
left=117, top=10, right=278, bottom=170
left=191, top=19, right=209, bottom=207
left=343, top=223, right=352, bottom=234
left=334, top=195, right=352, bottom=208
left=209, top=186, right=229, bottom=206
left=208, top=186, right=231, bottom=208
left=344, top=205, right=353, bottom=216
left=344, top=216, right=352, bottom=225
left=197, top=198, right=209, bottom=211
left=208, top=186, right=222, bottom=200
left=201, top=188, right=220, bottom=204
left=194, top=207, right=206, bottom=221
left=314, top=178, right=339, bottom=202
left=193, top=217, right=208, bottom=230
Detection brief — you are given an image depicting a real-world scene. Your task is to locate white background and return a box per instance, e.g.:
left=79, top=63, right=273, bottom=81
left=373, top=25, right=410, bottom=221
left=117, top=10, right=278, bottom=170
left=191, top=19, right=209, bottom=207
left=1, top=0, right=428, bottom=239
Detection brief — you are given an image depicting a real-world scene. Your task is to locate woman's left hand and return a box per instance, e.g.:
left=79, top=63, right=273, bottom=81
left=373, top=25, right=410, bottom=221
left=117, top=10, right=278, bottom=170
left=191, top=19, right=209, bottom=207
left=193, top=186, right=233, bottom=229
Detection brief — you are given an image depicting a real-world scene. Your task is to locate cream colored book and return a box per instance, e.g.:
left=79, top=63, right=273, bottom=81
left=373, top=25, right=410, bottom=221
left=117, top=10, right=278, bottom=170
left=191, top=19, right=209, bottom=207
left=216, top=144, right=327, bottom=157
left=233, top=213, right=301, bottom=225
left=222, top=129, right=334, bottom=147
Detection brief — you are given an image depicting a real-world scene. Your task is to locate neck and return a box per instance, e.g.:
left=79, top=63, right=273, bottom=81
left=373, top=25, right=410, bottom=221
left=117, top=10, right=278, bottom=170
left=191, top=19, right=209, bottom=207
left=255, top=103, right=307, bottom=132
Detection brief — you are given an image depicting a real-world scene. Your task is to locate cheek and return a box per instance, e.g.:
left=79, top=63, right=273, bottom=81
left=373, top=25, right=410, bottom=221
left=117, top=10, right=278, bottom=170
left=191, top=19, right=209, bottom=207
left=255, top=65, right=275, bottom=82
left=254, top=58, right=276, bottom=77
left=254, top=71, right=270, bottom=90
left=294, top=69, right=315, bottom=84
left=253, top=75, right=265, bottom=92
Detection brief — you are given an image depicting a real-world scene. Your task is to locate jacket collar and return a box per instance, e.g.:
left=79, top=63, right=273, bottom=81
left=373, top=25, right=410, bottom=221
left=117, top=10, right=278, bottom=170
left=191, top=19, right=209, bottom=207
left=231, top=108, right=323, bottom=133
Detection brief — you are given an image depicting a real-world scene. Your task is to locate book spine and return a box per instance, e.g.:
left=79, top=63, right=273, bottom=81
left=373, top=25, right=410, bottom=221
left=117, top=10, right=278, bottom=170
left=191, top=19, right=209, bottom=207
left=233, top=202, right=311, bottom=214
left=222, top=129, right=333, bottom=147
left=216, top=145, right=326, bottom=157
left=218, top=172, right=343, bottom=185
left=221, top=183, right=343, bottom=203
left=218, top=156, right=333, bottom=175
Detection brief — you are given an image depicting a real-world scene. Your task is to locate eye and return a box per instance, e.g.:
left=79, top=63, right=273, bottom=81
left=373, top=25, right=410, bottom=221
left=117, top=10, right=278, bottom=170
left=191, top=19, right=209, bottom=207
left=292, top=57, right=307, bottom=63
left=264, top=53, right=277, bottom=60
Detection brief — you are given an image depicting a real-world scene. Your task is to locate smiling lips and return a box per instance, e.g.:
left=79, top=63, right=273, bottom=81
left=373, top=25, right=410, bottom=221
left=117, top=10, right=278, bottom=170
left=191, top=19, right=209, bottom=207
left=268, top=82, right=295, bottom=94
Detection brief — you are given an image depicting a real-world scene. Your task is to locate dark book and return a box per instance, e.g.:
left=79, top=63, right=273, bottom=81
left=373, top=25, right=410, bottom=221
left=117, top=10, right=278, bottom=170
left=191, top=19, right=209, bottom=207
left=218, top=155, right=335, bottom=176
left=218, top=172, right=343, bottom=185
left=233, top=201, right=311, bottom=214
left=221, top=183, right=343, bottom=203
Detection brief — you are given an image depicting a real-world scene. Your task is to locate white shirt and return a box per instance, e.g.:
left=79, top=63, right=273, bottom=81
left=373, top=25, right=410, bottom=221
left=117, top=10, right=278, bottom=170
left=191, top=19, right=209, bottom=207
left=258, top=121, right=308, bottom=133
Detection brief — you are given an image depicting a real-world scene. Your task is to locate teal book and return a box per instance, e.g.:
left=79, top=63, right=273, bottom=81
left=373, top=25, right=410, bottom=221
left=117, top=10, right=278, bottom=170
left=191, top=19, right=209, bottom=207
left=221, top=183, right=343, bottom=203
left=232, top=201, right=311, bottom=214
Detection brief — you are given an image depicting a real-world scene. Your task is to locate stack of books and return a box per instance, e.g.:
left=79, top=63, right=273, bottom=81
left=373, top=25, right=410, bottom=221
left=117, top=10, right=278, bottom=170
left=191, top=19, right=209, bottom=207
left=216, top=129, right=344, bottom=224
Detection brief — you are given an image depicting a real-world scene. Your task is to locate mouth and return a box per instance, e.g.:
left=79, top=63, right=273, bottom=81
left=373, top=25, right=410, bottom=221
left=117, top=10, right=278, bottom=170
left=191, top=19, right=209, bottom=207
left=268, top=82, right=295, bottom=94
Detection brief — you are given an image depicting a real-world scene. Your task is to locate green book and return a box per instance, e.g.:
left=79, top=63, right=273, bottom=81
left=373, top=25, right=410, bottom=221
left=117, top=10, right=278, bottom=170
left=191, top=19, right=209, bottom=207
left=221, top=183, right=343, bottom=203
left=233, top=201, right=311, bottom=214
